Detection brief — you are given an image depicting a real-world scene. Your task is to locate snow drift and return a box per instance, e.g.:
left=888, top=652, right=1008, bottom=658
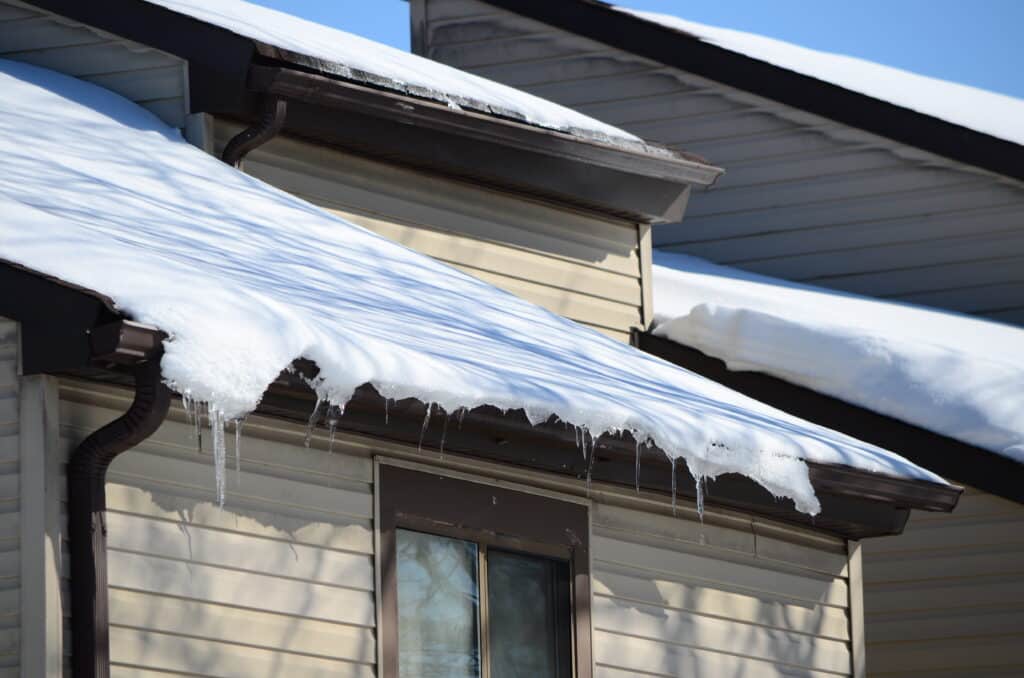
left=653, top=251, right=1024, bottom=464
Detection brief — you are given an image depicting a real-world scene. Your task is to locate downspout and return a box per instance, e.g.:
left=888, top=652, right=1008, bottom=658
left=221, top=94, right=287, bottom=167
left=68, top=325, right=171, bottom=678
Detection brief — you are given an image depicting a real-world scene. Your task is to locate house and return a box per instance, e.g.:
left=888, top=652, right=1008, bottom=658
left=409, top=0, right=1024, bottom=674
left=0, top=1, right=962, bottom=677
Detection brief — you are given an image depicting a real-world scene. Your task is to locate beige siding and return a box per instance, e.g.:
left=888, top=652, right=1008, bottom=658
left=418, top=0, right=1024, bottom=327
left=0, top=0, right=188, bottom=128
left=0, top=319, right=18, bottom=674
left=57, top=381, right=376, bottom=677
left=54, top=378, right=858, bottom=677
left=212, top=121, right=645, bottom=341
left=591, top=503, right=854, bottom=677
left=862, top=485, right=1024, bottom=676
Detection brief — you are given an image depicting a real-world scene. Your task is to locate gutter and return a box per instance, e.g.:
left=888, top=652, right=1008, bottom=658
left=68, top=321, right=169, bottom=678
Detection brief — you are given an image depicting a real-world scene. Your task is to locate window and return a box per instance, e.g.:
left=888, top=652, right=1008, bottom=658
left=380, top=465, right=592, bottom=678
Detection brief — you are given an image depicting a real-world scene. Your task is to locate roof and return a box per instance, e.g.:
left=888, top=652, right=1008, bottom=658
left=478, top=0, right=1024, bottom=182
left=0, top=59, right=947, bottom=516
left=651, top=252, right=1024, bottom=494
left=22, top=0, right=720, bottom=223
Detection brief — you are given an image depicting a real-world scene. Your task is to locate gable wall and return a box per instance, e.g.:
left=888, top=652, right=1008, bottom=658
left=416, top=0, right=1024, bottom=327
left=861, top=485, right=1024, bottom=676
left=52, top=378, right=857, bottom=677
left=0, top=0, right=188, bottom=128
left=212, top=120, right=647, bottom=341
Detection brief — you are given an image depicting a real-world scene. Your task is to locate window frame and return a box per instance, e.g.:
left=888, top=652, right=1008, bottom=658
left=379, top=463, right=593, bottom=678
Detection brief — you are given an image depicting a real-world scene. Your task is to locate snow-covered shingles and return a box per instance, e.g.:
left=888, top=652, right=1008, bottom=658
left=141, top=0, right=654, bottom=151
left=653, top=251, right=1024, bottom=465
left=616, top=6, right=1024, bottom=147
left=0, top=60, right=946, bottom=513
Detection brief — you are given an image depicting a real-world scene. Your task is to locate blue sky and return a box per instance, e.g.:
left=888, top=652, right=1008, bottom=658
left=252, top=0, right=1023, bottom=99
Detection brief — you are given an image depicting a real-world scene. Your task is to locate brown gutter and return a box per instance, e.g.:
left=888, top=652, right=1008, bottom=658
left=68, top=321, right=169, bottom=678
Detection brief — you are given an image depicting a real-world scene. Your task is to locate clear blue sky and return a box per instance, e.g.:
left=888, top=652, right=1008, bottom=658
left=251, top=0, right=1023, bottom=99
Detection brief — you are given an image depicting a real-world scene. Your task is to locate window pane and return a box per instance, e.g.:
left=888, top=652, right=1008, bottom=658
left=397, top=529, right=481, bottom=678
left=487, top=549, right=573, bottom=678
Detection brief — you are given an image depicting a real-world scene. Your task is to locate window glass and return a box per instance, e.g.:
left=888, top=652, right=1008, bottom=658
left=488, top=549, right=573, bottom=678
left=396, top=529, right=481, bottom=678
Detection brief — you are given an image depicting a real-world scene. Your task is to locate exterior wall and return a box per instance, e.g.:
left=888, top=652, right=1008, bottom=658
left=0, top=319, right=18, bottom=674
left=0, top=0, right=188, bottom=128
left=212, top=120, right=647, bottom=341
left=416, top=0, right=1024, bottom=327
left=49, top=379, right=860, bottom=677
left=862, top=485, right=1024, bottom=676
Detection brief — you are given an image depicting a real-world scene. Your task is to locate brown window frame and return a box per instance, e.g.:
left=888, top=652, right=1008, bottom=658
left=379, top=464, right=592, bottom=678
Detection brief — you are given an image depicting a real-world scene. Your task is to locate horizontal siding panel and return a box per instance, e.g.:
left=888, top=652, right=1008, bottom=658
left=899, top=281, right=1024, bottom=315
left=106, top=512, right=374, bottom=590
left=811, top=256, right=1024, bottom=298
left=592, top=566, right=850, bottom=641
left=867, top=635, right=1024, bottom=675
left=594, top=534, right=849, bottom=607
left=593, top=595, right=850, bottom=673
left=108, top=548, right=375, bottom=627
left=593, top=629, right=841, bottom=677
left=109, top=626, right=373, bottom=678
left=0, top=0, right=186, bottom=128
left=109, top=589, right=374, bottom=663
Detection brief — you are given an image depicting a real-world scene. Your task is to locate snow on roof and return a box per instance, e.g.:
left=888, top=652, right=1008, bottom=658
left=616, top=7, right=1024, bottom=148
left=0, top=59, right=946, bottom=514
left=141, top=0, right=642, bottom=148
left=653, top=251, right=1024, bottom=465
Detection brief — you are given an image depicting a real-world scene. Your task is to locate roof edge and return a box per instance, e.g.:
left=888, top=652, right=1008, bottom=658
left=478, top=0, right=1024, bottom=183
left=635, top=329, right=1012, bottom=505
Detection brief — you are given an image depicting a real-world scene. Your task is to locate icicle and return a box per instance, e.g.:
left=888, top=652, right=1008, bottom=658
left=182, top=391, right=194, bottom=429
left=439, top=413, right=449, bottom=458
left=585, top=435, right=597, bottom=497
left=194, top=401, right=205, bottom=453
left=304, top=396, right=323, bottom=448
left=326, top=405, right=342, bottom=454
left=233, top=416, right=246, bottom=486
left=210, top=407, right=227, bottom=507
left=457, top=407, right=467, bottom=430
left=384, top=398, right=390, bottom=425
left=695, top=476, right=706, bottom=524
left=418, top=403, right=433, bottom=452
left=670, top=457, right=678, bottom=517
left=634, top=437, right=641, bottom=494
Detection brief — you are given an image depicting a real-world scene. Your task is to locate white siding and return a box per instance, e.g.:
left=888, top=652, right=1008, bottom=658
left=213, top=120, right=646, bottom=341
left=0, top=319, right=18, bottom=674
left=417, top=0, right=1024, bottom=327
left=0, top=0, right=188, bottom=128
left=862, top=485, right=1024, bottom=676
left=57, top=380, right=376, bottom=677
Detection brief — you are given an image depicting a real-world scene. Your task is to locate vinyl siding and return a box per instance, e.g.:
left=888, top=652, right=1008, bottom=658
left=0, top=0, right=188, bottom=128
left=0, top=319, right=18, bottom=674
left=53, top=378, right=858, bottom=677
left=416, top=0, right=1024, bottom=326
left=591, top=503, right=855, bottom=677
left=862, top=485, right=1024, bottom=676
left=57, top=380, right=376, bottom=677
left=212, top=120, right=645, bottom=341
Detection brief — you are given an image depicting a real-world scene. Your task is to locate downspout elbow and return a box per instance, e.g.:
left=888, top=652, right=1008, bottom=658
left=68, top=356, right=171, bottom=678
left=221, top=94, right=287, bottom=168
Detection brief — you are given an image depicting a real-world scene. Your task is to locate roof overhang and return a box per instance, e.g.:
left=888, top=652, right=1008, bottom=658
left=22, top=0, right=722, bottom=223
left=634, top=329, right=1011, bottom=505
left=475, top=0, right=1024, bottom=183
left=4, top=261, right=957, bottom=539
